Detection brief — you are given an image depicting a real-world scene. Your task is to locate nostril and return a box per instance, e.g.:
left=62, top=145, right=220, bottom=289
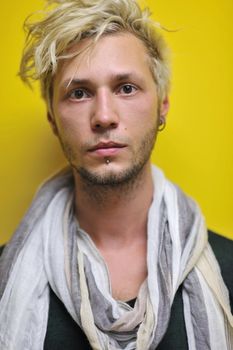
left=110, top=122, right=117, bottom=128
left=93, top=121, right=117, bottom=130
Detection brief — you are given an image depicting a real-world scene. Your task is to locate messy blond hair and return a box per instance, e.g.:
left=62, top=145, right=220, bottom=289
left=19, top=0, right=170, bottom=108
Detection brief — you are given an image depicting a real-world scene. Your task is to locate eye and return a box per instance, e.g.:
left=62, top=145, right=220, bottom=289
left=69, top=88, right=90, bottom=100
left=118, top=84, right=137, bottom=95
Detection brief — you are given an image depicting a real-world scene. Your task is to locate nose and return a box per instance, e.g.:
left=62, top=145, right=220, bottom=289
left=91, top=89, right=119, bottom=131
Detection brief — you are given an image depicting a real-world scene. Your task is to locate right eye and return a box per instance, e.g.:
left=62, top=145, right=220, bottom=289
left=69, top=88, right=90, bottom=100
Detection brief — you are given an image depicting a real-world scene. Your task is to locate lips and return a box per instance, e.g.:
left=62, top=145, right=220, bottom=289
left=88, top=141, right=126, bottom=157
left=89, top=141, right=126, bottom=152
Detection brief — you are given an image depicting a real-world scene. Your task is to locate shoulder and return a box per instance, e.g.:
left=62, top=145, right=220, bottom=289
left=208, top=230, right=233, bottom=308
left=208, top=230, right=233, bottom=267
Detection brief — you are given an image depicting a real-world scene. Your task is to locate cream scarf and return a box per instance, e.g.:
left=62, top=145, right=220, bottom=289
left=0, top=165, right=232, bottom=349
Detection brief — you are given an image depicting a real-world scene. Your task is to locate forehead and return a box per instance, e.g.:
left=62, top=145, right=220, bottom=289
left=54, top=33, right=153, bottom=86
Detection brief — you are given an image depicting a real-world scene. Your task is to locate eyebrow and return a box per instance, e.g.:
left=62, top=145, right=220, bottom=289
left=61, top=72, right=144, bottom=90
left=61, top=78, right=90, bottom=89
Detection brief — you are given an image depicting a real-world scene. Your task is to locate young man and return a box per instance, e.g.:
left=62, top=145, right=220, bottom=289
left=0, top=0, right=232, bottom=349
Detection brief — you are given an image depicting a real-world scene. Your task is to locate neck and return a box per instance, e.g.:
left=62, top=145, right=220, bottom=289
left=73, top=163, right=154, bottom=248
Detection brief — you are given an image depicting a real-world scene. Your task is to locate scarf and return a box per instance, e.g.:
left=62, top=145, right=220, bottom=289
left=0, top=165, right=232, bottom=349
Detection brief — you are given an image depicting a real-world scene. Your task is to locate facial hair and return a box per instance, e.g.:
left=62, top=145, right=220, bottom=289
left=60, top=122, right=157, bottom=200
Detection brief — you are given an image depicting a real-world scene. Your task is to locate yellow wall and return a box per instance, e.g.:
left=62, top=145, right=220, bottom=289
left=0, top=0, right=232, bottom=245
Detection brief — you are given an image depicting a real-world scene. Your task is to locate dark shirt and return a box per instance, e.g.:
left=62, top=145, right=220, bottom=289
left=0, top=231, right=232, bottom=349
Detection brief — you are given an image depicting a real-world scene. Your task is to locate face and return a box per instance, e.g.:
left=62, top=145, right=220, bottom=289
left=50, top=33, right=169, bottom=185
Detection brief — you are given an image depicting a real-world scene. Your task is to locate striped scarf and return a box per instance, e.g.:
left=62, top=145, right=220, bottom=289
left=0, top=165, right=232, bottom=349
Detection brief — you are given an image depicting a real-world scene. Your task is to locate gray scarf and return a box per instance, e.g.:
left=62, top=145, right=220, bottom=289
left=0, top=165, right=232, bottom=349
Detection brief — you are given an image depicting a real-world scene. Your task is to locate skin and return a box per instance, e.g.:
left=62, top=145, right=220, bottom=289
left=49, top=32, right=169, bottom=301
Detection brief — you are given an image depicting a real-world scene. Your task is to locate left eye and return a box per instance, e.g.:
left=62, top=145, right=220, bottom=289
left=69, top=89, right=90, bottom=100
left=119, top=84, right=137, bottom=95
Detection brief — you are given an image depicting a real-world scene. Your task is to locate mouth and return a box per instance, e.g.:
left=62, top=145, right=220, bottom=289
left=89, top=141, right=126, bottom=151
left=88, top=141, right=127, bottom=157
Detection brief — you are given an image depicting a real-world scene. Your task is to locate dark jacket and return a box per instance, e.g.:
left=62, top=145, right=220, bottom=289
left=0, top=231, right=232, bottom=349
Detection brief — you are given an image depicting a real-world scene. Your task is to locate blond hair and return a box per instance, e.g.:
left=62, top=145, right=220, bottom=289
left=19, top=0, right=170, bottom=107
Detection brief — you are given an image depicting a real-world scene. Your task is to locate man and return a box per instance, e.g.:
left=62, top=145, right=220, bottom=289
left=0, top=0, right=232, bottom=349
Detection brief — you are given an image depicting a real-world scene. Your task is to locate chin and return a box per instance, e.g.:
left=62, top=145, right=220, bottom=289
left=75, top=160, right=147, bottom=186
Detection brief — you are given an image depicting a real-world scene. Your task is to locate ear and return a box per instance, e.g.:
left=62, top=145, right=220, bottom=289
left=159, top=95, right=170, bottom=119
left=47, top=111, right=58, bottom=136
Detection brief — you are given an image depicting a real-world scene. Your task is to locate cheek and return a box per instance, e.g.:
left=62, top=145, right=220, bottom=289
left=142, top=99, right=159, bottom=127
left=121, top=95, right=158, bottom=127
left=54, top=104, right=89, bottom=140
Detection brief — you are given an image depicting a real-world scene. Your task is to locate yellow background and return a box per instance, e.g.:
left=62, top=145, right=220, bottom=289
left=0, top=0, right=232, bottom=244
